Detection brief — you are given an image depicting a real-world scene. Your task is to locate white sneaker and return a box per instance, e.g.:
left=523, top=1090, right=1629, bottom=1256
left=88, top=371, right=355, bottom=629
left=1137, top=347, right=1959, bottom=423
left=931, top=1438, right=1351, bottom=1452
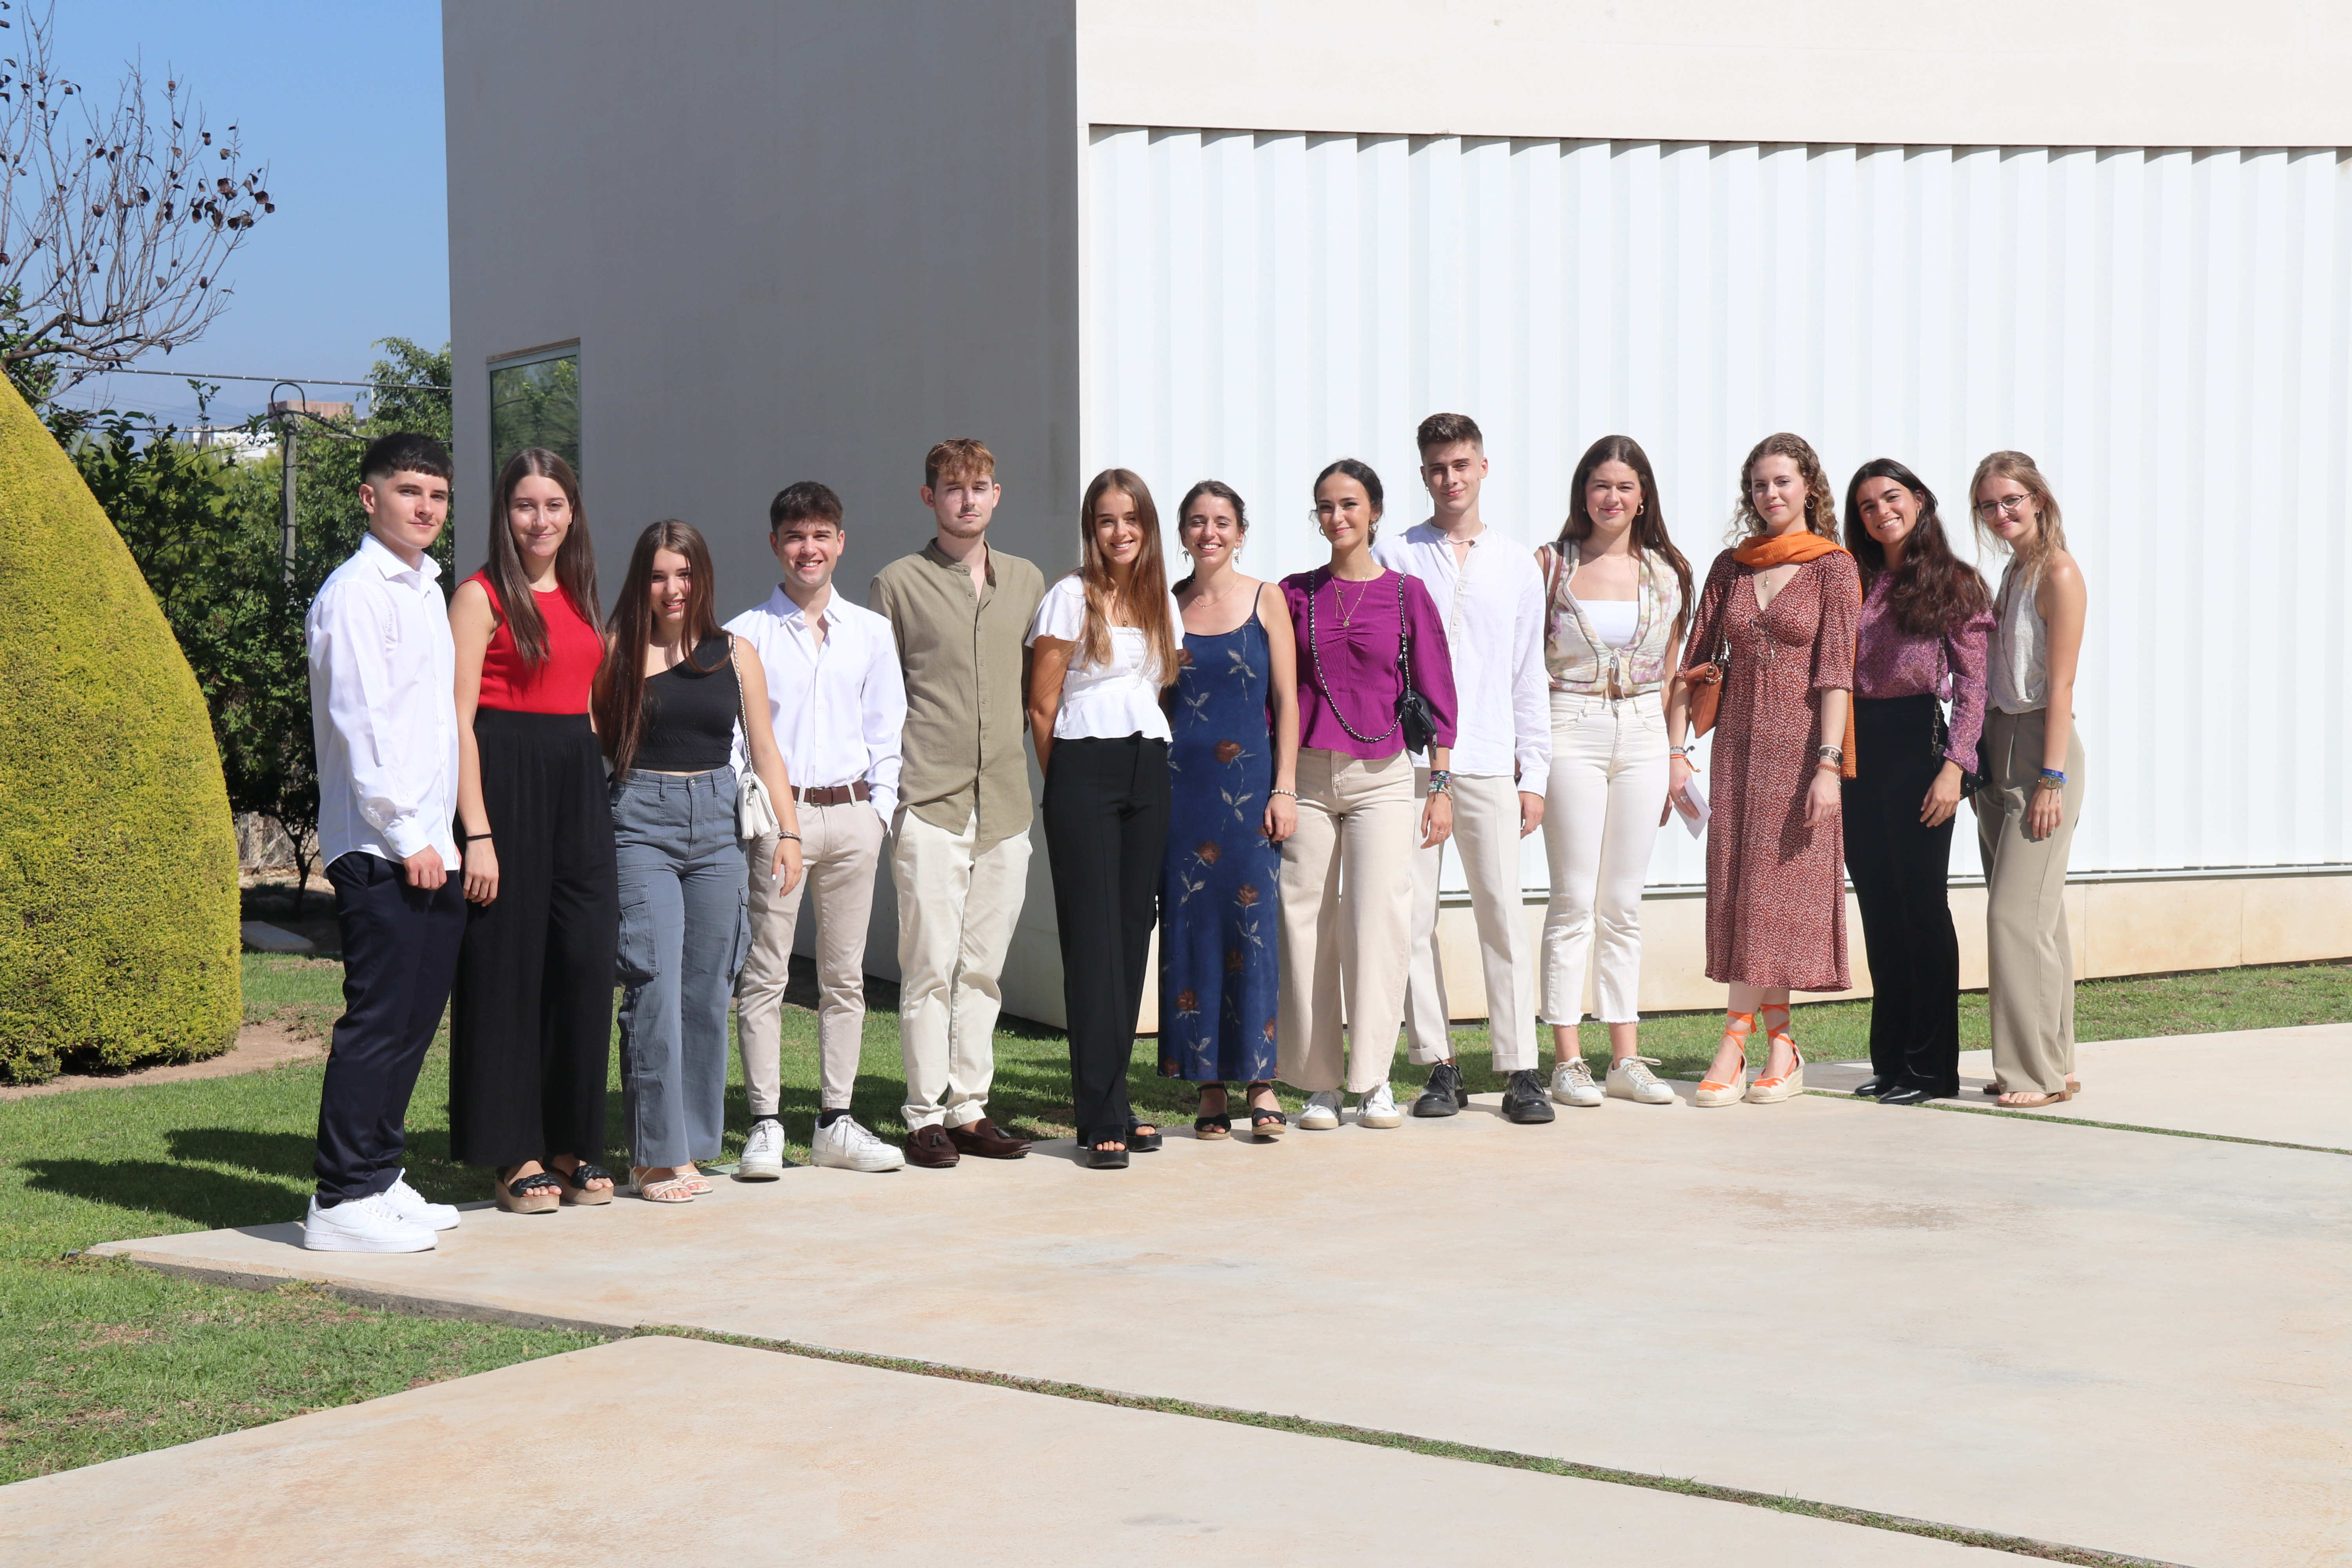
left=811, top=1114, right=904, bottom=1172
left=1297, top=1090, right=1343, bottom=1130
left=383, top=1170, right=461, bottom=1230
left=302, top=1192, right=436, bottom=1253
left=1356, top=1082, right=1403, bottom=1129
left=1606, top=1054, right=1677, bottom=1105
left=1550, top=1059, right=1604, bottom=1108
left=739, top=1117, right=789, bottom=1180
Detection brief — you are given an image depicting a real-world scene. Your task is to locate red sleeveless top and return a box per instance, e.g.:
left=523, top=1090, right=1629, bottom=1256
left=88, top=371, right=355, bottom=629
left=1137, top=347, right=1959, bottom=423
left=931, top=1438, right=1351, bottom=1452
left=471, top=570, right=603, bottom=714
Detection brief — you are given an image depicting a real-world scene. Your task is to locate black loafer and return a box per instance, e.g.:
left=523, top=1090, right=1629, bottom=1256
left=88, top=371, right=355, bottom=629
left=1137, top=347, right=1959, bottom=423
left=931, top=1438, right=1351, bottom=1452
left=1851, top=1076, right=1888, bottom=1098
left=1878, top=1085, right=1938, bottom=1106
left=1412, top=1061, right=1467, bottom=1118
left=1086, top=1144, right=1130, bottom=1170
left=1501, top=1069, right=1556, bottom=1124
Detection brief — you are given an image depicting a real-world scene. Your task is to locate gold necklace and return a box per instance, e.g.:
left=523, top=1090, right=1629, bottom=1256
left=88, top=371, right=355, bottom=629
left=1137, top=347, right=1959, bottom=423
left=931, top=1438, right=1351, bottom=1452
left=1328, top=569, right=1373, bottom=626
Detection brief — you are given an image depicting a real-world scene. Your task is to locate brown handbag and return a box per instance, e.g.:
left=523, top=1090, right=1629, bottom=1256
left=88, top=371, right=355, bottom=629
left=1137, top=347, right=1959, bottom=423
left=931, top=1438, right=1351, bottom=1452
left=1682, top=659, right=1725, bottom=736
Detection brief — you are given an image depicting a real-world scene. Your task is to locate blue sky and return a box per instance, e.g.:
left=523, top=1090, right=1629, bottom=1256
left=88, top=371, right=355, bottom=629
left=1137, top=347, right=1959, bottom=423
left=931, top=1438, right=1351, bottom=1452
left=49, top=0, right=448, bottom=426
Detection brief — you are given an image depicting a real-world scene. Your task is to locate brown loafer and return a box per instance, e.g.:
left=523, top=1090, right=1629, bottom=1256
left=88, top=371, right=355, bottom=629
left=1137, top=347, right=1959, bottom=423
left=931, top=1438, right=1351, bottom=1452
left=905, top=1126, right=960, bottom=1168
left=946, top=1118, right=1030, bottom=1160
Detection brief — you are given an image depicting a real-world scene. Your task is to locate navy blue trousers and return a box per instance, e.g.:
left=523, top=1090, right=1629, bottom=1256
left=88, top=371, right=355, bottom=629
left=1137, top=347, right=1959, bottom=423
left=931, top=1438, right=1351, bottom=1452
left=314, top=851, right=467, bottom=1204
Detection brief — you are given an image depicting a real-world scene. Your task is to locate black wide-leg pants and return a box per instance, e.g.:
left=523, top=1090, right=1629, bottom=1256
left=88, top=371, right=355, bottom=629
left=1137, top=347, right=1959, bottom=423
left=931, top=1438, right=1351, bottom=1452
left=1044, top=734, right=1171, bottom=1147
left=1841, top=695, right=1962, bottom=1097
left=448, top=709, right=620, bottom=1168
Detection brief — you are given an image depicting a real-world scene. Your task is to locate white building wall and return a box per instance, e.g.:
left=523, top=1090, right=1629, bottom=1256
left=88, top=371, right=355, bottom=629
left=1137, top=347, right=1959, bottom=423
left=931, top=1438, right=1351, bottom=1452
left=1084, top=130, right=2352, bottom=898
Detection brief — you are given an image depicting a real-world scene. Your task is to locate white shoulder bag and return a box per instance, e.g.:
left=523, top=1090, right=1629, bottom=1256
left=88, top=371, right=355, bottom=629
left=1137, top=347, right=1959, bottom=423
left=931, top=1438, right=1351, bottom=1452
left=728, top=635, right=782, bottom=841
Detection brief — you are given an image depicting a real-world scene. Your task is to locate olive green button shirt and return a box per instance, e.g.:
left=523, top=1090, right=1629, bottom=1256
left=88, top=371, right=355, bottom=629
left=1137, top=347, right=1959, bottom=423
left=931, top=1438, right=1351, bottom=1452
left=868, top=539, right=1046, bottom=852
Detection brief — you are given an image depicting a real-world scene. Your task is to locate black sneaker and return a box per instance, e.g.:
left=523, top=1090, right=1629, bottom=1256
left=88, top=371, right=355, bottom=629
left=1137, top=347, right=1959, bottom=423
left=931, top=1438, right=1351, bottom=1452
left=1411, top=1060, right=1468, bottom=1118
left=1501, top=1069, right=1556, bottom=1124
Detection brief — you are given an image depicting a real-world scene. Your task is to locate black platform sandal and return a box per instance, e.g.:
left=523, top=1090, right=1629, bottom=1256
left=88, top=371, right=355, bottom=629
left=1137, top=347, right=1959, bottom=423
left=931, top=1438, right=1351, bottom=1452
left=554, top=1160, right=616, bottom=1206
left=1086, top=1139, right=1130, bottom=1170
left=1127, top=1121, right=1164, bottom=1154
left=1194, top=1112, right=1232, bottom=1141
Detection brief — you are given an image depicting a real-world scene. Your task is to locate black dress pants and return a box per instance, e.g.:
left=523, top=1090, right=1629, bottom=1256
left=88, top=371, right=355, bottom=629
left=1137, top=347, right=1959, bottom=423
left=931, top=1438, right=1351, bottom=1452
left=447, top=710, right=620, bottom=1168
left=1842, top=695, right=1962, bottom=1097
left=1044, top=735, right=1172, bottom=1147
left=315, top=851, right=467, bottom=1204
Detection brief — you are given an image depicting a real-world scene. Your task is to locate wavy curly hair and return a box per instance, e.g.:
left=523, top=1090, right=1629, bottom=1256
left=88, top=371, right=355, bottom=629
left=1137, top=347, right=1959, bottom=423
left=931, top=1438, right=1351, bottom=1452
left=1842, top=458, right=1989, bottom=637
left=1731, top=432, right=1839, bottom=543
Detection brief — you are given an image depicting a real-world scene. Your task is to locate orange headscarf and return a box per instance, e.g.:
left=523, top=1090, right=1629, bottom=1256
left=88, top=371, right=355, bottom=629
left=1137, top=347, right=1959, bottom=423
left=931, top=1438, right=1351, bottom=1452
left=1734, top=532, right=1859, bottom=778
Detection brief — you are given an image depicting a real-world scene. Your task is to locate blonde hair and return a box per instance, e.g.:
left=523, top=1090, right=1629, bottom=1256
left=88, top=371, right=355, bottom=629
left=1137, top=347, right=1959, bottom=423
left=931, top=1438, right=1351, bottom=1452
left=1732, top=432, right=1839, bottom=542
left=1075, top=468, right=1179, bottom=688
left=1969, top=450, right=2067, bottom=578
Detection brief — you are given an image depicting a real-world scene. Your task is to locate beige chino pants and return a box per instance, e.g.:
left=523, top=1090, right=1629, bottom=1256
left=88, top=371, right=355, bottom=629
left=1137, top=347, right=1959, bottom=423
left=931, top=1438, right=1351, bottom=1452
left=1278, top=748, right=1419, bottom=1094
left=1974, top=706, right=2087, bottom=1096
left=1402, top=771, right=1538, bottom=1072
left=891, top=806, right=1031, bottom=1130
left=738, top=802, right=885, bottom=1118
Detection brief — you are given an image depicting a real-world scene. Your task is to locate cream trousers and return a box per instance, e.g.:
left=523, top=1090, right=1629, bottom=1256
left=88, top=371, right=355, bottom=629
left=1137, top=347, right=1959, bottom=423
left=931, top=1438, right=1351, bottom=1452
left=1278, top=748, right=1419, bottom=1094
left=1539, top=690, right=1669, bottom=1028
left=1975, top=707, right=2086, bottom=1096
left=1402, top=771, right=1537, bottom=1072
left=891, top=807, right=1032, bottom=1130
left=738, top=802, right=885, bottom=1118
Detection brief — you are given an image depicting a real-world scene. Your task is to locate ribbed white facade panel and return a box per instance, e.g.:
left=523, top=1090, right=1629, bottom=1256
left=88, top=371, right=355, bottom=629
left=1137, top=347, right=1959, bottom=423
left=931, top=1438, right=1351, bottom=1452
left=1084, top=129, right=2352, bottom=890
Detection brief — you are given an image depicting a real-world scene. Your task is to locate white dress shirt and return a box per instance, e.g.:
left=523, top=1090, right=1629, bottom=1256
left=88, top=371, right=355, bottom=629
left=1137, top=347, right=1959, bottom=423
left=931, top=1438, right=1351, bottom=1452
left=1372, top=521, right=1551, bottom=795
left=305, top=532, right=460, bottom=868
left=1024, top=574, right=1185, bottom=742
left=726, top=585, right=906, bottom=825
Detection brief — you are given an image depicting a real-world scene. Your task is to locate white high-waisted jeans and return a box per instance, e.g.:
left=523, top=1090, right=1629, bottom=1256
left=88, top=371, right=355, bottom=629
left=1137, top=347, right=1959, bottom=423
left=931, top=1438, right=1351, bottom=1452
left=1539, top=689, right=1669, bottom=1028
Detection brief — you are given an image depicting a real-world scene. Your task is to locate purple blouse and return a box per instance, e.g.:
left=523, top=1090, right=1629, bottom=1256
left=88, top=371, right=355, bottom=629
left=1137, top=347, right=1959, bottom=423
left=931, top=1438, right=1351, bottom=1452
left=1280, top=567, right=1459, bottom=760
left=1852, top=574, right=1993, bottom=770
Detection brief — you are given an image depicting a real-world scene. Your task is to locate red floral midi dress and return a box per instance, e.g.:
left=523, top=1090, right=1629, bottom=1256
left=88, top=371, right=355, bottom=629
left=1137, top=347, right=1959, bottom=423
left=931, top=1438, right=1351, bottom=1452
left=1686, top=548, right=1861, bottom=991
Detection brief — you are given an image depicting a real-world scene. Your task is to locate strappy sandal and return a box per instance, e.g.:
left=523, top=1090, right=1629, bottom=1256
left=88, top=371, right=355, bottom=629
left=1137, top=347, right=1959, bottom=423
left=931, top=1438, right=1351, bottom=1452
left=1194, top=1112, right=1232, bottom=1141
left=1695, top=1016, right=1751, bottom=1107
left=553, top=1160, right=615, bottom=1206
left=1746, top=1009, right=1805, bottom=1104
left=672, top=1163, right=714, bottom=1196
left=494, top=1167, right=563, bottom=1214
left=1996, top=1088, right=2076, bottom=1109
left=630, top=1167, right=697, bottom=1203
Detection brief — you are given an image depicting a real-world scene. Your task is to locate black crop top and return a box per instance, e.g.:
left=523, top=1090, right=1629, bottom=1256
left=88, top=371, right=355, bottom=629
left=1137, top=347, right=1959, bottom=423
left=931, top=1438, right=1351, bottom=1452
left=635, top=636, right=739, bottom=771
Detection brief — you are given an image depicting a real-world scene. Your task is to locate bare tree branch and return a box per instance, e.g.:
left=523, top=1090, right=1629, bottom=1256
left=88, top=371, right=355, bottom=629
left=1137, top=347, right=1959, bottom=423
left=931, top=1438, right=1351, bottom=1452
left=0, top=1, right=275, bottom=394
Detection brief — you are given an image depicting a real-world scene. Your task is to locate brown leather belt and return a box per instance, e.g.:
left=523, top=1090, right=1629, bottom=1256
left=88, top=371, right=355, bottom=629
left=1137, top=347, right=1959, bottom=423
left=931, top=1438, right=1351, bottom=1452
left=793, top=781, right=870, bottom=806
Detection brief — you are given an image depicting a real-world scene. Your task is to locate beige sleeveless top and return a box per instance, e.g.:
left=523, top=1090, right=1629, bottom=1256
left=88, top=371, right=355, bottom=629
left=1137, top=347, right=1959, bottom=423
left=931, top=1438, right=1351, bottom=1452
left=1987, top=559, right=2048, bottom=714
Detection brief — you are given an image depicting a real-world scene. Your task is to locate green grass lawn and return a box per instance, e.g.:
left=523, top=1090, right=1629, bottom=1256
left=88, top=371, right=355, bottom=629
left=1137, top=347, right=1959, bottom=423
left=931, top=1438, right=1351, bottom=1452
left=2, top=953, right=2346, bottom=1486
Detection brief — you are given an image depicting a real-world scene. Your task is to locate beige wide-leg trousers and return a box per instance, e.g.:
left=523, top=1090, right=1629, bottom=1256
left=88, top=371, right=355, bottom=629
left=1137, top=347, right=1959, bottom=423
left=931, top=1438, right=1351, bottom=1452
left=1975, top=706, right=2086, bottom=1096
left=738, top=802, right=886, bottom=1117
left=1401, top=771, right=1537, bottom=1071
left=1278, top=748, right=1419, bottom=1094
left=891, top=807, right=1032, bottom=1130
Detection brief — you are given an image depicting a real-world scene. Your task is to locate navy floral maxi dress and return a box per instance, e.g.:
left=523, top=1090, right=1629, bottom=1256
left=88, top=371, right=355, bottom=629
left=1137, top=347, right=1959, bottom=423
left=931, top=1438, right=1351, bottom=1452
left=1158, top=597, right=1281, bottom=1083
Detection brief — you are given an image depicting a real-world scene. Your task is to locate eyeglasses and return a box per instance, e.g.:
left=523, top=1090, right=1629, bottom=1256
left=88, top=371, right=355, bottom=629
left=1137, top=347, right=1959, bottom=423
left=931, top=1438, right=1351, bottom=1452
left=1973, top=494, right=2032, bottom=519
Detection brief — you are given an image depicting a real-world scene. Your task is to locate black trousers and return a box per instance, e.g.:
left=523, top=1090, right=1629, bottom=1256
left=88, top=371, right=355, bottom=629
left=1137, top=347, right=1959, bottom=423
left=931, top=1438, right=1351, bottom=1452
left=448, top=710, right=620, bottom=1169
left=315, top=851, right=467, bottom=1204
left=1842, top=695, right=1962, bottom=1096
left=1044, top=735, right=1171, bottom=1147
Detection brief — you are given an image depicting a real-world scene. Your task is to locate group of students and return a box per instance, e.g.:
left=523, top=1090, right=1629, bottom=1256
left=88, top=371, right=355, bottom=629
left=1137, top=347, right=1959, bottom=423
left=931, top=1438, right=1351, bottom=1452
left=294, top=416, right=2085, bottom=1249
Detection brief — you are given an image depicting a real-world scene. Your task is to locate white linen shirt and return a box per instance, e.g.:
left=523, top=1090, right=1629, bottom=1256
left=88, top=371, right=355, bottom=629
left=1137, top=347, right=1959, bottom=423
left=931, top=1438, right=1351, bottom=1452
left=1372, top=521, right=1551, bottom=794
left=725, top=586, right=906, bottom=826
left=1024, top=574, right=1184, bottom=742
left=305, top=532, right=460, bottom=868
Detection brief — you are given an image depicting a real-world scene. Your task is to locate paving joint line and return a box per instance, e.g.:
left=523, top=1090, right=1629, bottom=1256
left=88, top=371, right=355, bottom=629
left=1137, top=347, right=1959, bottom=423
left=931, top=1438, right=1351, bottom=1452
left=639, top=1321, right=2196, bottom=1568
left=1797, top=1089, right=2352, bottom=1155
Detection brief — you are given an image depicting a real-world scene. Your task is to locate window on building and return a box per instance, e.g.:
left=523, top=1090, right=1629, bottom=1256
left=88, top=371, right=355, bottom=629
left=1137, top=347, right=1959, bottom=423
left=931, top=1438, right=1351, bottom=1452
left=488, top=342, right=580, bottom=479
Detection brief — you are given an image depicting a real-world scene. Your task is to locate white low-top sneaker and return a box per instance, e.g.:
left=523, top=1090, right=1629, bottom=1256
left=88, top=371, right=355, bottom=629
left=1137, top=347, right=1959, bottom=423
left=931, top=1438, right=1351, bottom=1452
left=1550, top=1059, right=1604, bottom=1108
left=1356, top=1082, right=1403, bottom=1129
left=739, top=1117, right=789, bottom=1180
left=1606, top=1054, right=1677, bottom=1105
left=811, top=1114, right=904, bottom=1172
left=302, top=1192, right=436, bottom=1253
left=1296, top=1090, right=1343, bottom=1130
left=383, top=1170, right=461, bottom=1230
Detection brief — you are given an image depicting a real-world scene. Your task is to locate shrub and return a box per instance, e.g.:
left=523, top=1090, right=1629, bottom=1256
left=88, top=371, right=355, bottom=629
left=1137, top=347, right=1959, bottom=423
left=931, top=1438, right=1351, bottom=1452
left=0, top=384, right=240, bottom=1082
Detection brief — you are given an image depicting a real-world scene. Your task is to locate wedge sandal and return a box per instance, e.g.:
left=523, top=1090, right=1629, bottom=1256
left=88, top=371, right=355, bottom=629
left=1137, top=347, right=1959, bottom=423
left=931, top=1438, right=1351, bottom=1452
left=494, top=1167, right=563, bottom=1214
left=554, top=1161, right=616, bottom=1206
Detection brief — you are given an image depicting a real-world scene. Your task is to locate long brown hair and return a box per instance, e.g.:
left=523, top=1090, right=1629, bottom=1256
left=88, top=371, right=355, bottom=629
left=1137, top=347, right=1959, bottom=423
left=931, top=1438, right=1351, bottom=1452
left=1969, top=449, right=2069, bottom=581
left=484, top=447, right=600, bottom=666
left=1560, top=434, right=1694, bottom=643
left=1074, top=468, right=1179, bottom=687
left=1733, top=432, right=1839, bottom=543
left=1843, top=458, right=1990, bottom=637
left=593, top=519, right=726, bottom=778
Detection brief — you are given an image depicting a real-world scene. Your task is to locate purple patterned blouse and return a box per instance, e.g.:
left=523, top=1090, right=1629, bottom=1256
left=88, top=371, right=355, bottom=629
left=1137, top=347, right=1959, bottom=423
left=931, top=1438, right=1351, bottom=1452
left=1852, top=574, right=1993, bottom=771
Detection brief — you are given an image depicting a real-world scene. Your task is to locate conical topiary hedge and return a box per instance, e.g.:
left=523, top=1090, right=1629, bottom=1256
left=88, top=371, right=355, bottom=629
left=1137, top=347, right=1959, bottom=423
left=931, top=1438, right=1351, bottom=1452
left=0, top=383, right=240, bottom=1081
